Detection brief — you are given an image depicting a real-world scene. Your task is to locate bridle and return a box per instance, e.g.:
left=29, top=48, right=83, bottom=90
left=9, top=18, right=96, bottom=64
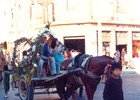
left=60, top=58, right=113, bottom=84
left=100, top=63, right=112, bottom=84
left=81, top=62, right=112, bottom=84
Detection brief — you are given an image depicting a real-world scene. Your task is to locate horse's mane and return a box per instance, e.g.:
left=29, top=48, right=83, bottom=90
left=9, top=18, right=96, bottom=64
left=92, top=55, right=114, bottom=61
left=102, top=55, right=114, bottom=59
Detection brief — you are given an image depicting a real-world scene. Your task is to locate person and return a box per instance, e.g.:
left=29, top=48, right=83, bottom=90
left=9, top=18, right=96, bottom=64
left=114, top=52, right=119, bottom=62
left=50, top=38, right=64, bottom=74
left=3, top=65, right=12, bottom=98
left=116, top=49, right=121, bottom=62
left=103, top=62, right=124, bottom=100
left=38, top=33, right=56, bottom=76
left=55, top=39, right=65, bottom=74
left=121, top=48, right=126, bottom=67
left=22, top=50, right=28, bottom=60
left=64, top=49, right=72, bottom=59
left=123, top=53, right=129, bottom=70
left=71, top=49, right=83, bottom=68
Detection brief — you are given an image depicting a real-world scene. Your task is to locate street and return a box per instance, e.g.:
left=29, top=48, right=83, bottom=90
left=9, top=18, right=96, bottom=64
left=0, top=69, right=140, bottom=100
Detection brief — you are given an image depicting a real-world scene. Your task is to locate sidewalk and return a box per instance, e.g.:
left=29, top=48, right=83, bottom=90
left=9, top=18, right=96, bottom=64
left=94, top=68, right=140, bottom=100
left=0, top=68, right=139, bottom=100
left=121, top=69, right=138, bottom=76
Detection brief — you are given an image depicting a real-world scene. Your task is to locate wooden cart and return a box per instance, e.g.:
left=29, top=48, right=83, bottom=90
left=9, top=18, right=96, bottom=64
left=10, top=36, right=69, bottom=100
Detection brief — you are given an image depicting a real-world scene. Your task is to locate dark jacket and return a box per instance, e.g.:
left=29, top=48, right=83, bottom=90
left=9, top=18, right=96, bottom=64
left=103, top=76, right=124, bottom=100
left=43, top=43, right=50, bottom=57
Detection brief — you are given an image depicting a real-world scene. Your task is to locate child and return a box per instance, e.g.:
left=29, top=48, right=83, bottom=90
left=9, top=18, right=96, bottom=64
left=114, top=52, right=119, bottom=62
left=103, top=62, right=124, bottom=100
left=22, top=50, right=28, bottom=60
left=3, top=65, right=11, bottom=98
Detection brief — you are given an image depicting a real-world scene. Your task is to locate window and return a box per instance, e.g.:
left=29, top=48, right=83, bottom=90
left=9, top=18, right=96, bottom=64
left=67, top=0, right=80, bottom=13
left=48, top=3, right=55, bottom=22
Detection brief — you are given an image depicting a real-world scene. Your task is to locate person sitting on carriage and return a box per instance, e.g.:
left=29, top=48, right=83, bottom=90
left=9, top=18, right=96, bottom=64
left=72, top=49, right=84, bottom=68
left=22, top=50, right=28, bottom=60
left=50, top=38, right=64, bottom=75
left=38, top=31, right=57, bottom=77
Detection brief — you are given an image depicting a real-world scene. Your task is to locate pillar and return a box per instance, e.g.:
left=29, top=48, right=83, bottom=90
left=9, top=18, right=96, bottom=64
left=127, top=31, right=132, bottom=58
left=110, top=30, right=116, bottom=57
left=97, top=23, right=102, bottom=56
left=85, top=25, right=97, bottom=56
left=97, top=0, right=102, bottom=56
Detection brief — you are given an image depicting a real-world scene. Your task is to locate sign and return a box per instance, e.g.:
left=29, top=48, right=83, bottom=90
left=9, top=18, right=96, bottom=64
left=116, top=25, right=140, bottom=29
left=116, top=32, right=128, bottom=45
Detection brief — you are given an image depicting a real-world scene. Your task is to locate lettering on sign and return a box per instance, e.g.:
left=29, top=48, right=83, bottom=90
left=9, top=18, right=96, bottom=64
left=116, top=25, right=140, bottom=29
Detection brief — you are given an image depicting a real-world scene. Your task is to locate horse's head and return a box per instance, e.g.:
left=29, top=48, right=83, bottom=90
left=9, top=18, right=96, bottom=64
left=99, top=55, right=121, bottom=83
left=87, top=55, right=115, bottom=83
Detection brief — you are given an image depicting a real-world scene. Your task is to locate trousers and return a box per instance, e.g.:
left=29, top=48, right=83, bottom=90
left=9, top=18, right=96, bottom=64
left=38, top=56, right=57, bottom=76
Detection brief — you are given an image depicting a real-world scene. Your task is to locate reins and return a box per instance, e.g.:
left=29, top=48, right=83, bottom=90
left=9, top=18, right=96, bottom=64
left=100, top=64, right=111, bottom=84
left=55, top=58, right=112, bottom=84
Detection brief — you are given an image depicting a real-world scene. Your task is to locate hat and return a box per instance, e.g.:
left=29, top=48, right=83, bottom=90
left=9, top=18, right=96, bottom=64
left=40, top=28, right=49, bottom=34
left=42, top=33, right=47, bottom=38
left=111, top=62, right=122, bottom=71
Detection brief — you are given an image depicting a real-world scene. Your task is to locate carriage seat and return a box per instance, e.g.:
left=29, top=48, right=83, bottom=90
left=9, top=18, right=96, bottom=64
left=37, top=55, right=52, bottom=77
left=72, top=54, right=90, bottom=68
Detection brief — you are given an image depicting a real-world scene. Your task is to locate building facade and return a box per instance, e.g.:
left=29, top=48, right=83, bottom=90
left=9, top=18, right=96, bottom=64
left=50, top=0, right=140, bottom=58
left=1, top=0, right=140, bottom=58
left=0, top=0, right=54, bottom=52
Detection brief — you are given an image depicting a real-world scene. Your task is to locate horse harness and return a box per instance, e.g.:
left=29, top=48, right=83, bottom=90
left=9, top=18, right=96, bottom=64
left=68, top=54, right=112, bottom=84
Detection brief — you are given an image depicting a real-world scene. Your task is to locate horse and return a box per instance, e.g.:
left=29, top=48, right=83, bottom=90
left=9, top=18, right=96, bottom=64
left=55, top=55, right=115, bottom=100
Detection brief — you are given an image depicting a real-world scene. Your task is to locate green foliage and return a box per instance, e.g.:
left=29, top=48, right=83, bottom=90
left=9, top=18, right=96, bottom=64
left=11, top=35, right=43, bottom=84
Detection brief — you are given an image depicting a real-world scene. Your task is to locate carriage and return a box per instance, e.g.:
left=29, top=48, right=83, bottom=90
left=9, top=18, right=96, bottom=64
left=10, top=34, right=69, bottom=100
left=10, top=27, right=117, bottom=100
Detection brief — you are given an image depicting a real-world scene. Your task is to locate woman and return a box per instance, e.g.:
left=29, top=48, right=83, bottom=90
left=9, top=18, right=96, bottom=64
left=50, top=38, right=64, bottom=74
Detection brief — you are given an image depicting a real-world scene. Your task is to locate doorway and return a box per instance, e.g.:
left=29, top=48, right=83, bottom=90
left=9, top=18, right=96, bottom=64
left=116, top=45, right=127, bottom=55
left=64, top=36, right=85, bottom=53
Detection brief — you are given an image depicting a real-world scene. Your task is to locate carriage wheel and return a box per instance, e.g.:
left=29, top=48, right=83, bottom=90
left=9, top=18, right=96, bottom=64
left=11, top=80, right=16, bottom=90
left=18, top=75, right=34, bottom=100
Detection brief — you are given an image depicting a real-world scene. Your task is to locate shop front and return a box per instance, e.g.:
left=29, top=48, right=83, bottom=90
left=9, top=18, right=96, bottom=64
left=116, top=31, right=128, bottom=56
left=64, top=36, right=85, bottom=53
left=102, top=31, right=111, bottom=56
left=132, top=32, right=140, bottom=58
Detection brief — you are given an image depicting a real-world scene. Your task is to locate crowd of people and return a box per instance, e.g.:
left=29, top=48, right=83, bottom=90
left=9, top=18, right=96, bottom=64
left=113, top=48, right=132, bottom=70
left=25, top=29, right=65, bottom=77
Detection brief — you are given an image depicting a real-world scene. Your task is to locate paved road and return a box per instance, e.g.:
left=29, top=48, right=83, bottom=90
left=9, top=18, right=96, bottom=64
left=0, top=69, right=140, bottom=100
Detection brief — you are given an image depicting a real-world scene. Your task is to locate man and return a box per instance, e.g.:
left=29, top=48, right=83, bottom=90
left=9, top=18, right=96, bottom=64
left=38, top=32, right=57, bottom=77
left=121, top=48, right=126, bottom=67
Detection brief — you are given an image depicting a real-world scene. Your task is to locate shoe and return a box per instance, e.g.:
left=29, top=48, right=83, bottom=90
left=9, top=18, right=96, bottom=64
left=5, top=95, right=8, bottom=98
left=52, top=74, right=57, bottom=77
left=39, top=74, right=43, bottom=77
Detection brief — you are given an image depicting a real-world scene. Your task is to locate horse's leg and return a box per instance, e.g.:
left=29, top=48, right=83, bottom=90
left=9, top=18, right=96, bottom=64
left=71, top=90, right=77, bottom=100
left=79, top=85, right=83, bottom=97
left=84, top=82, right=99, bottom=100
left=55, top=77, right=66, bottom=100
left=81, top=75, right=100, bottom=100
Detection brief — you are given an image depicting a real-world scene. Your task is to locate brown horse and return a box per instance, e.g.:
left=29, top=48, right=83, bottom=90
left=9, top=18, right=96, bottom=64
left=55, top=55, right=115, bottom=100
